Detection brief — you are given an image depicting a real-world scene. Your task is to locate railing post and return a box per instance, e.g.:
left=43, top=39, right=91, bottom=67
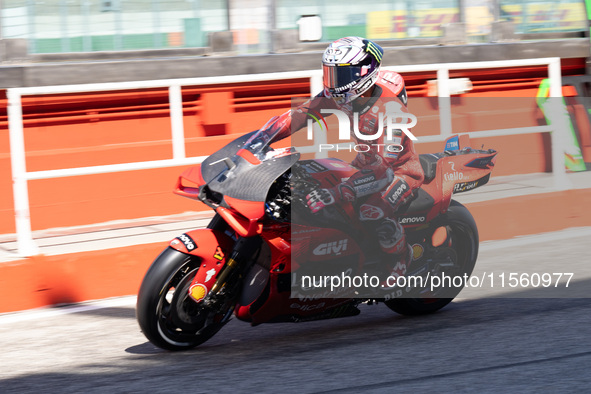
left=310, top=72, right=323, bottom=97
left=548, top=58, right=571, bottom=191
left=168, top=84, right=186, bottom=159
left=7, top=89, right=40, bottom=257
left=437, top=67, right=453, bottom=138
left=2, top=60, right=568, bottom=259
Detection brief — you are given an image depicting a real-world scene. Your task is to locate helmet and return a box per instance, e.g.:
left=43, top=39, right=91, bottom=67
left=322, top=36, right=384, bottom=102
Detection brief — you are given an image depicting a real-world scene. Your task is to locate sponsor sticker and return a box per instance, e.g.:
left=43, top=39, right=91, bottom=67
left=189, top=283, right=208, bottom=302
left=453, top=180, right=478, bottom=193
left=359, top=204, right=384, bottom=221
left=453, top=174, right=490, bottom=193
left=313, top=239, right=348, bottom=256
left=305, top=161, right=328, bottom=173
left=399, top=216, right=426, bottom=224
left=445, top=135, right=460, bottom=151
left=329, top=162, right=348, bottom=169
left=340, top=185, right=356, bottom=202
left=176, top=233, right=196, bottom=251
left=412, top=244, right=424, bottom=260
left=213, top=246, right=225, bottom=261
left=443, top=171, right=464, bottom=181
left=386, top=180, right=408, bottom=206
left=205, top=268, right=217, bottom=283
left=355, top=183, right=380, bottom=196
left=353, top=174, right=376, bottom=186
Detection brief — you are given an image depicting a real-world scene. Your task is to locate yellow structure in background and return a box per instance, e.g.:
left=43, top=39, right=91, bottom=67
left=502, top=2, right=586, bottom=31
left=367, top=9, right=458, bottom=39
left=367, top=2, right=585, bottom=40
left=465, top=6, right=493, bottom=36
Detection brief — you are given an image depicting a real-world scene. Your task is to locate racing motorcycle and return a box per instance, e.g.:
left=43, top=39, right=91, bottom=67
left=136, top=119, right=497, bottom=350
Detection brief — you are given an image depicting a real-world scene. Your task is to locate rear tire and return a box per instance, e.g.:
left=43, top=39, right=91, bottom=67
left=385, top=298, right=454, bottom=316
left=136, top=247, right=232, bottom=351
left=385, top=200, right=479, bottom=315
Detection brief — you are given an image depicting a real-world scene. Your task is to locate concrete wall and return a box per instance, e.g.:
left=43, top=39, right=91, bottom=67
left=0, top=38, right=589, bottom=88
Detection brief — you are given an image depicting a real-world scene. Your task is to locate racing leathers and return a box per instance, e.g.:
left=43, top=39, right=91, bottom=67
left=268, top=70, right=425, bottom=275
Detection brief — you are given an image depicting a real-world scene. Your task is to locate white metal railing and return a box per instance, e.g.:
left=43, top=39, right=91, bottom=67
left=7, top=58, right=566, bottom=257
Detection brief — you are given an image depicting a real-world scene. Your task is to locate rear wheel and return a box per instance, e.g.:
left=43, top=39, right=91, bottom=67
left=385, top=200, right=479, bottom=315
left=136, top=248, right=234, bottom=350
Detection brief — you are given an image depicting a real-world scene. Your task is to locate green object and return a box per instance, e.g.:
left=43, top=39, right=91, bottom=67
left=536, top=79, right=587, bottom=172
left=184, top=18, right=205, bottom=47
left=34, top=33, right=172, bottom=53
left=586, top=0, right=591, bottom=40
left=324, top=25, right=367, bottom=41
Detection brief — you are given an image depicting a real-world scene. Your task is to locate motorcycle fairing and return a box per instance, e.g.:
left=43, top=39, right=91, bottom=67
left=179, top=133, right=494, bottom=319
left=234, top=227, right=364, bottom=325
left=235, top=271, right=354, bottom=325
left=205, top=152, right=299, bottom=202
left=400, top=147, right=497, bottom=227
left=200, top=131, right=300, bottom=203
left=297, top=149, right=494, bottom=231
left=169, top=228, right=235, bottom=299
left=200, top=131, right=257, bottom=183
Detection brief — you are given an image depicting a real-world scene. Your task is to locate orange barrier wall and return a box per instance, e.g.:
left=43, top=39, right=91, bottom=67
left=0, top=61, right=585, bottom=235
left=0, top=60, right=589, bottom=314
left=1, top=187, right=589, bottom=314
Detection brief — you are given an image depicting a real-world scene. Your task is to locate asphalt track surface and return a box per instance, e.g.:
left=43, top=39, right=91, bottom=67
left=1, top=229, right=590, bottom=393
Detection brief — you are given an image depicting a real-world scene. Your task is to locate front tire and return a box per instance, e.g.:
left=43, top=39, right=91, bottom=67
left=385, top=200, right=479, bottom=315
left=136, top=247, right=232, bottom=350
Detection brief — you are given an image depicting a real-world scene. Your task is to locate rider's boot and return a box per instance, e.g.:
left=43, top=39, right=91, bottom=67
left=375, top=218, right=412, bottom=283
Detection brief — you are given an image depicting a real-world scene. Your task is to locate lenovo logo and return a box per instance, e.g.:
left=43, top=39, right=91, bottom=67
left=399, top=216, right=426, bottom=224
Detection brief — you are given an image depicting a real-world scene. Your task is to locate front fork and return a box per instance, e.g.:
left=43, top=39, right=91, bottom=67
left=169, top=212, right=263, bottom=308
left=173, top=212, right=262, bottom=306
left=202, top=236, right=262, bottom=307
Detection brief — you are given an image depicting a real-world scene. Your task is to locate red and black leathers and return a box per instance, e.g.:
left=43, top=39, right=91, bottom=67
left=267, top=70, right=425, bottom=263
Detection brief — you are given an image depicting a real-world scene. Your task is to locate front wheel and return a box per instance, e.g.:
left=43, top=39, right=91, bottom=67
left=385, top=200, right=479, bottom=315
left=136, top=247, right=233, bottom=350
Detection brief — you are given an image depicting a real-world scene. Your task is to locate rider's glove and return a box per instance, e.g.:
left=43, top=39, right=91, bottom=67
left=306, top=189, right=336, bottom=213
left=305, top=184, right=356, bottom=213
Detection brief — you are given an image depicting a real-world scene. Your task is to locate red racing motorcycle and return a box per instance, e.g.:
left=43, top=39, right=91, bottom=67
left=136, top=122, right=497, bottom=350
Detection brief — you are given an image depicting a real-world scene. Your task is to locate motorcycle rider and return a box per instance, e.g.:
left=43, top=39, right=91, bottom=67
left=263, top=36, right=424, bottom=277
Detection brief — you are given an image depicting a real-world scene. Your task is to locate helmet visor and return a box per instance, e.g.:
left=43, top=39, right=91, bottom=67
left=323, top=64, right=368, bottom=92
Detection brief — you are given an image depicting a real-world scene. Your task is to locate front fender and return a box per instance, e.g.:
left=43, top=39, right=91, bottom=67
left=169, top=228, right=235, bottom=300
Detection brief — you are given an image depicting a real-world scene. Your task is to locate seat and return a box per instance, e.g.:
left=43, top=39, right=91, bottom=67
left=419, top=153, right=440, bottom=184
left=403, top=187, right=436, bottom=216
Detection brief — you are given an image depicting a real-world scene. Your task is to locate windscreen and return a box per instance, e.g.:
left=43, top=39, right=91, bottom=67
left=240, top=116, right=287, bottom=159
left=200, top=119, right=299, bottom=202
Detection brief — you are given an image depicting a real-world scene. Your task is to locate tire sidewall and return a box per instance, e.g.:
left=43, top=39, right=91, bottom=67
left=136, top=247, right=203, bottom=350
left=385, top=200, right=479, bottom=315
